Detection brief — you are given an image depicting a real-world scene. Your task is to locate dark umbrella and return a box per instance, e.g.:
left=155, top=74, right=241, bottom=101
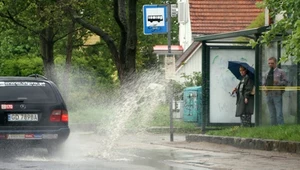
left=228, top=61, right=255, bottom=80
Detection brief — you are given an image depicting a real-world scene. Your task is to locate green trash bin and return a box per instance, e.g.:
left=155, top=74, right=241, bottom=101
left=183, top=86, right=202, bottom=124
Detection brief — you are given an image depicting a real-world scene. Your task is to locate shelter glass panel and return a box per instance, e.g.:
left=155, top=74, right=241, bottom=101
left=259, top=42, right=298, bottom=125
left=209, top=48, right=255, bottom=124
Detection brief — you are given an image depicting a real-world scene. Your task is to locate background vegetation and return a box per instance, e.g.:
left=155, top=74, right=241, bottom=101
left=0, top=0, right=179, bottom=109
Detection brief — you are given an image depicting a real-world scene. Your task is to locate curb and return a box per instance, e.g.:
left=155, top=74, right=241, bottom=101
left=186, top=134, right=300, bottom=154
left=145, top=127, right=202, bottom=133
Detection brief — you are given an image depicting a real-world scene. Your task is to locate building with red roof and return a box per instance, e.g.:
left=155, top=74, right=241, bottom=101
left=154, top=0, right=264, bottom=80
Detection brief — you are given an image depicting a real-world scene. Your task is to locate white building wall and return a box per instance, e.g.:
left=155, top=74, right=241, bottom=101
left=175, top=46, right=202, bottom=82
left=178, top=0, right=192, bottom=51
left=174, top=0, right=201, bottom=83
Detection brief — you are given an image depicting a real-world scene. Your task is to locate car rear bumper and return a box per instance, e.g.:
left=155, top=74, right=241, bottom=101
left=0, top=127, right=70, bottom=142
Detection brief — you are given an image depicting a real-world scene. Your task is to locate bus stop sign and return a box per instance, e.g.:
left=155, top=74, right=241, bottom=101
left=143, top=5, right=168, bottom=35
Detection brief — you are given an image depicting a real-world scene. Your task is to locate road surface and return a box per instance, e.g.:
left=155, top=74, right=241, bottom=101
left=0, top=132, right=299, bottom=170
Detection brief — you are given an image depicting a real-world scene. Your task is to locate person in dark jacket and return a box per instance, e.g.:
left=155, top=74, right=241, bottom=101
left=232, top=66, right=254, bottom=127
left=262, top=57, right=288, bottom=125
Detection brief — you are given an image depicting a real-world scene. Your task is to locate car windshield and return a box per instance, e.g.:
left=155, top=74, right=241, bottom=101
left=0, top=81, right=57, bottom=103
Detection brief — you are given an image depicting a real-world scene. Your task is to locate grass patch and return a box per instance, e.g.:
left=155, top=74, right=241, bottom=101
left=206, top=125, right=300, bottom=142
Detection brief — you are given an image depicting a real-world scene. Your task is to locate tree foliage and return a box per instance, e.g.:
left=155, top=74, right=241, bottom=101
left=0, top=0, right=90, bottom=80
left=0, top=56, right=43, bottom=76
left=68, top=0, right=178, bottom=83
left=0, top=29, right=38, bottom=58
left=262, top=0, right=300, bottom=63
left=68, top=0, right=137, bottom=83
left=172, top=72, right=202, bottom=100
left=0, top=0, right=179, bottom=86
left=180, top=72, right=203, bottom=87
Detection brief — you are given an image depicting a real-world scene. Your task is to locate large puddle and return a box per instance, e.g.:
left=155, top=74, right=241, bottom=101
left=0, top=133, right=213, bottom=170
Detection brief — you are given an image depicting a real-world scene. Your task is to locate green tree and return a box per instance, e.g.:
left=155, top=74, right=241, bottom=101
left=171, top=72, right=202, bottom=100
left=180, top=72, right=203, bottom=87
left=0, top=29, right=38, bottom=58
left=0, top=0, right=179, bottom=86
left=0, top=1, right=87, bottom=80
left=68, top=0, right=178, bottom=83
left=262, top=0, right=300, bottom=63
left=68, top=0, right=137, bottom=83
left=0, top=56, right=43, bottom=76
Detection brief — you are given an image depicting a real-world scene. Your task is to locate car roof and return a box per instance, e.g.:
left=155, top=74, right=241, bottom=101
left=0, top=76, right=50, bottom=82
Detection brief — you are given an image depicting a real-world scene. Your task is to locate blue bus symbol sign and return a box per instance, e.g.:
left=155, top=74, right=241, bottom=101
left=143, top=5, right=168, bottom=35
left=148, top=15, right=163, bottom=23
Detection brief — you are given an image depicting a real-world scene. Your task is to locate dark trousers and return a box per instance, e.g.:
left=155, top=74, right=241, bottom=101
left=266, top=94, right=284, bottom=125
left=240, top=114, right=251, bottom=127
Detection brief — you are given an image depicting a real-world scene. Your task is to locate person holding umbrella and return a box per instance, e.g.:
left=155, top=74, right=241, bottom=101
left=230, top=62, right=254, bottom=127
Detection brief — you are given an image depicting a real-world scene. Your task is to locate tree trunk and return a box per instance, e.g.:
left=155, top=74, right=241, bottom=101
left=70, top=0, right=138, bottom=84
left=70, top=15, right=123, bottom=81
left=114, top=0, right=127, bottom=66
left=40, top=27, right=55, bottom=81
left=115, top=0, right=137, bottom=84
left=66, top=21, right=75, bottom=72
left=63, top=21, right=75, bottom=100
left=125, top=0, right=137, bottom=75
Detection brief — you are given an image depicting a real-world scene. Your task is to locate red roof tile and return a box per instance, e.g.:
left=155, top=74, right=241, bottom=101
left=189, top=0, right=263, bottom=34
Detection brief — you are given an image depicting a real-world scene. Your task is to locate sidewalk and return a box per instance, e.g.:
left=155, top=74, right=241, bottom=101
left=70, top=124, right=300, bottom=154
left=186, top=134, right=300, bottom=154
left=146, top=127, right=300, bottom=154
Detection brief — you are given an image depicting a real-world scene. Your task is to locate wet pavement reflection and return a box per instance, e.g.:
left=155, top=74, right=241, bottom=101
left=1, top=132, right=299, bottom=170
left=0, top=133, right=212, bottom=170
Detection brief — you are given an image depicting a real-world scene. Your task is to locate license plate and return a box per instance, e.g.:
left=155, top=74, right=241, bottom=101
left=8, top=114, right=38, bottom=122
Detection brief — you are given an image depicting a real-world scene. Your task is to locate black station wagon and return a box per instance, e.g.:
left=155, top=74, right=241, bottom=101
left=0, top=75, right=70, bottom=153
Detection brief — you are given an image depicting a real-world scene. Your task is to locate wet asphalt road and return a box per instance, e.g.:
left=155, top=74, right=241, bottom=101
left=0, top=132, right=300, bottom=170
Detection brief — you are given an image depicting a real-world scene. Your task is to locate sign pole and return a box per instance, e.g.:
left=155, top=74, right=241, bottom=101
left=169, top=89, right=174, bottom=142
left=166, top=3, right=174, bottom=142
left=167, top=4, right=171, bottom=54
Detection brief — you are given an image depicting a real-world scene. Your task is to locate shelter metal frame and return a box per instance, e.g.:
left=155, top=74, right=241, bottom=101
left=195, top=26, right=300, bottom=133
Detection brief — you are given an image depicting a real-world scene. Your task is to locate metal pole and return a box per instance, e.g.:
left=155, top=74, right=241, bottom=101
left=254, top=34, right=260, bottom=126
left=166, top=3, right=173, bottom=142
left=167, top=4, right=171, bottom=54
left=201, top=42, right=207, bottom=134
left=169, top=93, right=174, bottom=142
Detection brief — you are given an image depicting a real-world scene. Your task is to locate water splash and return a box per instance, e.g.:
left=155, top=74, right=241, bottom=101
left=54, top=68, right=170, bottom=160
left=98, top=70, right=168, bottom=160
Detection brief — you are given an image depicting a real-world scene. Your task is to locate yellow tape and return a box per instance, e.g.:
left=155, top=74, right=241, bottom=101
left=259, top=86, right=300, bottom=91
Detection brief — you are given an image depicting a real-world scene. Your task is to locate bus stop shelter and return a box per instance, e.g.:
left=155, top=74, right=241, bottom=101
left=193, top=26, right=300, bottom=132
